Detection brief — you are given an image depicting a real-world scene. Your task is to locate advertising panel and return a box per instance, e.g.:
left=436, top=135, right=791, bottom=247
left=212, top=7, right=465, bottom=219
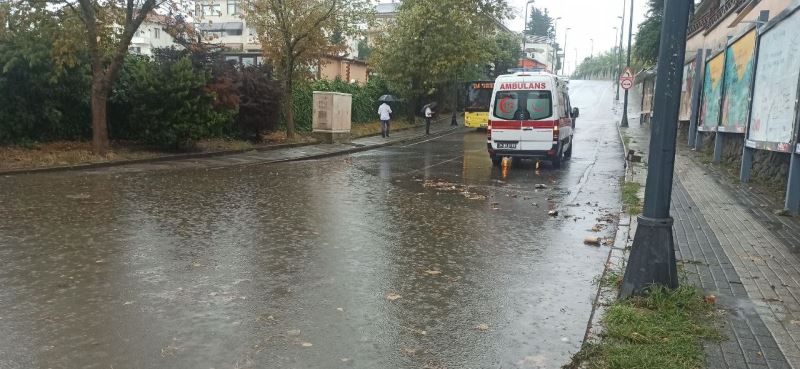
left=699, top=52, right=725, bottom=131
left=719, top=30, right=757, bottom=133
left=748, top=9, right=800, bottom=152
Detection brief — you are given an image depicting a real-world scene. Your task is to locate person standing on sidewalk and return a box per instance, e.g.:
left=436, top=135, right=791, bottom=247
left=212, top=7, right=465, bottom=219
left=378, top=102, right=392, bottom=138
left=424, top=103, right=436, bottom=135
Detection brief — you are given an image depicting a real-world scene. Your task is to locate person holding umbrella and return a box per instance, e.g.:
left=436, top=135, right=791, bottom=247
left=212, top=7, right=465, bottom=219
left=424, top=102, right=437, bottom=135
left=378, top=95, right=396, bottom=138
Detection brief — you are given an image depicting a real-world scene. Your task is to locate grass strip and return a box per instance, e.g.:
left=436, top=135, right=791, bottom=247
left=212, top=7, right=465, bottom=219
left=567, top=285, right=722, bottom=369
left=620, top=180, right=642, bottom=215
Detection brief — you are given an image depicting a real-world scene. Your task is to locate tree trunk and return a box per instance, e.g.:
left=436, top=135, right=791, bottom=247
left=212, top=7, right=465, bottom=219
left=284, top=76, right=295, bottom=139
left=91, top=77, right=109, bottom=154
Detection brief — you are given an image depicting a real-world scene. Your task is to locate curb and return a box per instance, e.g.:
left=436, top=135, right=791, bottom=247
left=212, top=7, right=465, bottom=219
left=0, top=119, right=454, bottom=176
left=580, top=113, right=638, bottom=345
left=0, top=141, right=317, bottom=176
left=1, top=122, right=462, bottom=176
left=222, top=125, right=464, bottom=170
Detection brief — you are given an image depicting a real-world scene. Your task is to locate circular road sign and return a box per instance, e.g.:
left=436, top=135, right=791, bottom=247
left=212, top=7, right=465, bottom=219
left=621, top=79, right=633, bottom=90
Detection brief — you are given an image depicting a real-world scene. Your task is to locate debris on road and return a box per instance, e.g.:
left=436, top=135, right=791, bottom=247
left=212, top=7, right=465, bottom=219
left=387, top=292, right=402, bottom=301
left=584, top=236, right=601, bottom=246
left=548, top=210, right=559, bottom=217
left=704, top=295, right=717, bottom=305
left=535, top=184, right=548, bottom=189
left=424, top=270, right=442, bottom=276
left=475, top=323, right=489, bottom=332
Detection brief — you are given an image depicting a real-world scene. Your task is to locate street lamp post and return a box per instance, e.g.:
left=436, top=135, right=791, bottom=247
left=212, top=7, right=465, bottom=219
left=522, top=0, right=535, bottom=63
left=590, top=38, right=594, bottom=58
left=553, top=16, right=562, bottom=72
left=560, top=27, right=570, bottom=76
left=613, top=27, right=618, bottom=80
left=621, top=0, right=634, bottom=127
left=616, top=11, right=624, bottom=101
left=619, top=0, right=692, bottom=298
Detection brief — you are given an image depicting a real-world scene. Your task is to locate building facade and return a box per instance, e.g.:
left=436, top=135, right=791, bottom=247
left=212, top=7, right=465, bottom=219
left=129, top=15, right=181, bottom=56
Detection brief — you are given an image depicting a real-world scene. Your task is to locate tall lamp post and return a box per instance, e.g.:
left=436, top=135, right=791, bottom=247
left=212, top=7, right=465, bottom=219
left=616, top=11, right=624, bottom=101
left=613, top=27, right=619, bottom=80
left=621, top=0, right=634, bottom=127
left=521, top=0, right=535, bottom=64
left=590, top=38, right=594, bottom=58
left=560, top=27, right=570, bottom=76
left=552, top=16, right=562, bottom=72
left=619, top=0, right=692, bottom=298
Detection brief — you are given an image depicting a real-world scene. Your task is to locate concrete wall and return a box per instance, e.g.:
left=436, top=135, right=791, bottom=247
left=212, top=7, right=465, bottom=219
left=320, top=59, right=369, bottom=84
left=686, top=0, right=791, bottom=54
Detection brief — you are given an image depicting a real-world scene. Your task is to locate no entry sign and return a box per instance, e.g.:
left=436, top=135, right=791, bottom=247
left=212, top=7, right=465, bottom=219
left=620, top=67, right=634, bottom=90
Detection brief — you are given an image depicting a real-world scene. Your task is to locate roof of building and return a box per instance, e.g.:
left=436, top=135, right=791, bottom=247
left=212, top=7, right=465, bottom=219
left=376, top=2, right=401, bottom=15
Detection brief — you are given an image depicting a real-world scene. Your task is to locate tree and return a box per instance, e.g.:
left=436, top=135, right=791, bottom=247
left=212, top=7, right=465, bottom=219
left=371, top=0, right=511, bottom=121
left=633, top=0, right=664, bottom=66
left=245, top=0, right=372, bottom=139
left=490, top=31, right=522, bottom=77
left=55, top=0, right=179, bottom=153
left=526, top=7, right=553, bottom=39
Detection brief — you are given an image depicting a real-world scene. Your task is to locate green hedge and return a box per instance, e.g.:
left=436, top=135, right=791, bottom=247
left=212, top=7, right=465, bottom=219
left=291, top=75, right=404, bottom=132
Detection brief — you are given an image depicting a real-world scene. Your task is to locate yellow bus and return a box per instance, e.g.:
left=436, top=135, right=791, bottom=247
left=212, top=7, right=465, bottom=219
left=464, top=81, right=494, bottom=128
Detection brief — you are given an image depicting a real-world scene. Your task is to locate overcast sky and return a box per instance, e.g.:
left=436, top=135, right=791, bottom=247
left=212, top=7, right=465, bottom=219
left=506, top=0, right=648, bottom=74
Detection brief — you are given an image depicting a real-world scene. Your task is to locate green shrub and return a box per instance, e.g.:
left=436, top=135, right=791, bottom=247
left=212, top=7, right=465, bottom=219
left=291, top=75, right=403, bottom=132
left=110, top=56, right=234, bottom=149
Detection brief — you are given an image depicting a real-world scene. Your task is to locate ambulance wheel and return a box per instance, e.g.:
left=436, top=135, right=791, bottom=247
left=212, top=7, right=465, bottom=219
left=552, top=146, right=563, bottom=169
left=491, top=155, right=502, bottom=167
left=564, top=141, right=573, bottom=159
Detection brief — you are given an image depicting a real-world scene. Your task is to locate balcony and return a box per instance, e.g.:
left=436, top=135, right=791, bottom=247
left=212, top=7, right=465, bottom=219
left=688, top=0, right=749, bottom=36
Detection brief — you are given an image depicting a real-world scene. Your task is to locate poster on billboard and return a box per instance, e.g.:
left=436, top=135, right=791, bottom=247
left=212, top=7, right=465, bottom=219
left=748, top=7, right=800, bottom=152
left=679, top=61, right=696, bottom=121
left=699, top=51, right=725, bottom=131
left=719, top=29, right=756, bottom=133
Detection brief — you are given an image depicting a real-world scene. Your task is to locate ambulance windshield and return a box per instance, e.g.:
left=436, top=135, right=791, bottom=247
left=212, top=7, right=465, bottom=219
left=493, top=91, right=552, bottom=120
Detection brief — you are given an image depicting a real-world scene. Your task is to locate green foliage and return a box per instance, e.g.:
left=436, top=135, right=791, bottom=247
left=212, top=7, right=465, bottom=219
left=490, top=31, right=522, bottom=78
left=371, top=0, right=511, bottom=115
left=290, top=75, right=400, bottom=132
left=0, top=3, right=91, bottom=143
left=574, top=49, right=623, bottom=80
left=110, top=56, right=234, bottom=149
left=633, top=0, right=664, bottom=67
left=568, top=285, right=722, bottom=369
left=526, top=6, right=554, bottom=39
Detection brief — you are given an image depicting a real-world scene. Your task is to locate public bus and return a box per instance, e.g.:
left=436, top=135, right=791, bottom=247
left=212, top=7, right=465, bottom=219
left=464, top=81, right=495, bottom=129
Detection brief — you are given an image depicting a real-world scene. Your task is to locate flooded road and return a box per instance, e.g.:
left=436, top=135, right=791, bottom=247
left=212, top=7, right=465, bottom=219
left=0, top=81, right=623, bottom=369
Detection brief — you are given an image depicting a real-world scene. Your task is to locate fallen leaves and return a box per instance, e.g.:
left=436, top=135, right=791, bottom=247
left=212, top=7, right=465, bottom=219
left=424, top=270, right=442, bottom=276
left=387, top=292, right=402, bottom=301
left=300, top=342, right=313, bottom=347
left=475, top=323, right=489, bottom=332
left=422, top=179, right=487, bottom=201
left=704, top=295, right=717, bottom=305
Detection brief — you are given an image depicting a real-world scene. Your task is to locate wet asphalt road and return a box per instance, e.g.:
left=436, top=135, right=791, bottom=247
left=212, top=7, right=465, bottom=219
left=0, top=81, right=624, bottom=369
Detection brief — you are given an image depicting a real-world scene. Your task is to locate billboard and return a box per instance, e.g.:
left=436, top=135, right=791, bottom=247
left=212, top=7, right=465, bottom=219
left=679, top=60, right=696, bottom=121
left=719, top=29, right=756, bottom=133
left=748, top=8, right=800, bottom=152
left=699, top=52, right=725, bottom=131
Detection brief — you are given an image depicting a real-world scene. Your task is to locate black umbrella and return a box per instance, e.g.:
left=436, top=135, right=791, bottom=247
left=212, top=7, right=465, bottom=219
left=378, top=95, right=399, bottom=102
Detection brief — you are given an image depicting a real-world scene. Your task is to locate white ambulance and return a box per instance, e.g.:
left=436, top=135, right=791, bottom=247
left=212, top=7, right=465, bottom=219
left=487, top=71, right=579, bottom=168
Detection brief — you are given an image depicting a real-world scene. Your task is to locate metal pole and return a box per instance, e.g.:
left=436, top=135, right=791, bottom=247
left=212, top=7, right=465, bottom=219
left=553, top=17, right=561, bottom=71
left=619, top=0, right=692, bottom=298
left=590, top=38, right=594, bottom=58
left=561, top=28, right=569, bottom=76
left=616, top=3, right=626, bottom=101
left=620, top=0, right=634, bottom=127
left=574, top=48, right=577, bottom=76
left=522, top=3, right=530, bottom=63
left=613, top=27, right=619, bottom=82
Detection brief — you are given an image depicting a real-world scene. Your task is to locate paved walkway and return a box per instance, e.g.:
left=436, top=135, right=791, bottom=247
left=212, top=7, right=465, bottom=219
left=621, top=105, right=800, bottom=368
left=69, top=117, right=462, bottom=174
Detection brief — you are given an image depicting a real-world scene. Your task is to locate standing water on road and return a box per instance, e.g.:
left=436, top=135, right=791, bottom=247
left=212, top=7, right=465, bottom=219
left=0, top=81, right=623, bottom=368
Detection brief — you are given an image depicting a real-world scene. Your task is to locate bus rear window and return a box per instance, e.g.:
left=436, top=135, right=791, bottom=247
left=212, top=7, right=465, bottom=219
left=493, top=91, right=552, bottom=120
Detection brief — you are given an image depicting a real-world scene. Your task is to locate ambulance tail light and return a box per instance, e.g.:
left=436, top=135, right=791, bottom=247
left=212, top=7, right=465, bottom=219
left=487, top=124, right=492, bottom=140
left=553, top=124, right=560, bottom=140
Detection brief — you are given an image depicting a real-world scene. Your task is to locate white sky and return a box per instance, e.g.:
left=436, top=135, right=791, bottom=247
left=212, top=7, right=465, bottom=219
left=506, top=0, right=648, bottom=74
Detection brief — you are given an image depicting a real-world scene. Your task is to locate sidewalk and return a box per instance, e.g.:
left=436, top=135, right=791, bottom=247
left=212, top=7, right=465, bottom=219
left=620, top=107, right=800, bottom=369
left=2, top=117, right=461, bottom=175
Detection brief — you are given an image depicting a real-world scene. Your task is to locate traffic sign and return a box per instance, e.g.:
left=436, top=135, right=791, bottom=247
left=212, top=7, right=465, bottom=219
left=621, top=79, right=633, bottom=90
left=620, top=67, right=634, bottom=81
left=620, top=66, right=634, bottom=90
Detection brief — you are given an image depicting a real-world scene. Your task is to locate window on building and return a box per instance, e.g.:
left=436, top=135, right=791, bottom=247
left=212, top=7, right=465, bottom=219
left=153, top=28, right=160, bottom=39
left=202, top=4, right=221, bottom=16
left=227, top=0, right=237, bottom=15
